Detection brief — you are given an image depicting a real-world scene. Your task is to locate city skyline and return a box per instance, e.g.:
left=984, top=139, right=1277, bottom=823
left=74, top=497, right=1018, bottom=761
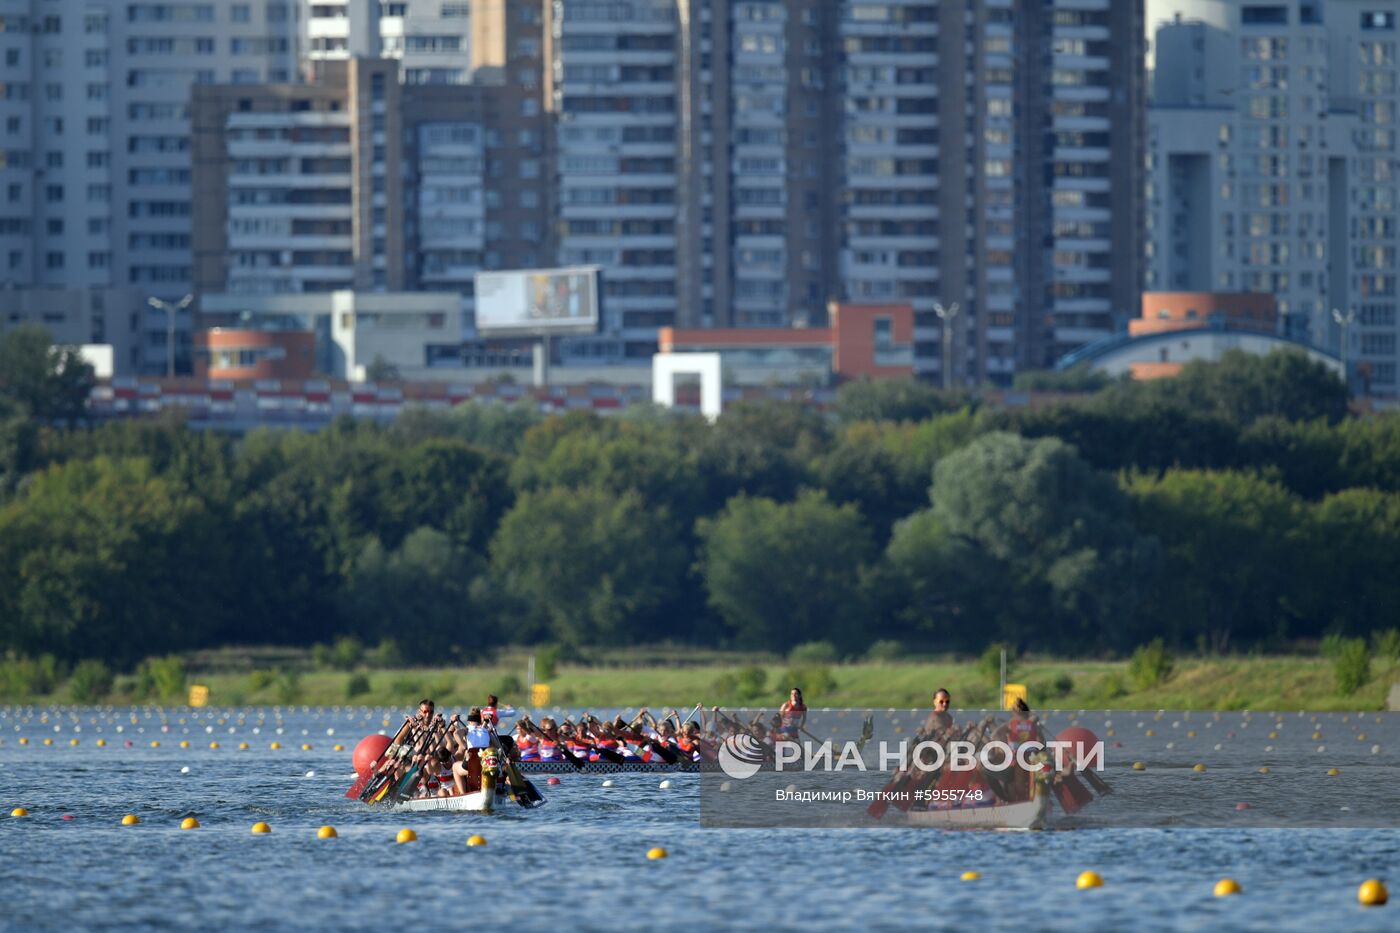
left=0, top=0, right=1389, bottom=395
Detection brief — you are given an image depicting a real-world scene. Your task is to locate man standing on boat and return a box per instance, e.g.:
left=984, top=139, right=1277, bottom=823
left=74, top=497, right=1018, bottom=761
left=921, top=689, right=954, bottom=735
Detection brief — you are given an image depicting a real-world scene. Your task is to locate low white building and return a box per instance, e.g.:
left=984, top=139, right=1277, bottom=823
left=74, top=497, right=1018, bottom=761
left=201, top=290, right=463, bottom=382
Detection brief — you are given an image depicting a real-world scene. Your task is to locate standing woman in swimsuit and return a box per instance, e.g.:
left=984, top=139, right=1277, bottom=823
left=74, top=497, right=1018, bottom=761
left=778, top=687, right=806, bottom=741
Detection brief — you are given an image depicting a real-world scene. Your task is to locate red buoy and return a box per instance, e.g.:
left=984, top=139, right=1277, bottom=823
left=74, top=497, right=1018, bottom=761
left=352, top=734, right=393, bottom=777
left=1054, top=726, right=1102, bottom=769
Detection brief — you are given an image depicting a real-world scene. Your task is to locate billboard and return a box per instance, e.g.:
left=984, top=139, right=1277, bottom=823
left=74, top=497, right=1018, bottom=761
left=474, top=266, right=601, bottom=336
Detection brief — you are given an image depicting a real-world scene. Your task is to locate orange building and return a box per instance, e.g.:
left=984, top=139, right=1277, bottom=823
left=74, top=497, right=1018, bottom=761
left=658, top=302, right=914, bottom=385
left=1057, top=291, right=1339, bottom=382
left=1131, top=292, right=1277, bottom=338
left=195, top=329, right=316, bottom=381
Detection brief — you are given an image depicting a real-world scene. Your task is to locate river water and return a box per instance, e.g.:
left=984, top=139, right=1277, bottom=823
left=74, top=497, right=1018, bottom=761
left=1, top=705, right=1397, bottom=931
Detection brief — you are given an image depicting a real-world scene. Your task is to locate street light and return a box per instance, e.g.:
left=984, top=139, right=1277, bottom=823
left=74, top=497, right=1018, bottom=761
left=148, top=294, right=193, bottom=379
left=1331, top=306, right=1356, bottom=390
left=933, top=301, right=960, bottom=390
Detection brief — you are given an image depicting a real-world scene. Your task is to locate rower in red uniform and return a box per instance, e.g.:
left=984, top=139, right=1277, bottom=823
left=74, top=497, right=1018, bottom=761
left=481, top=695, right=500, bottom=728
left=512, top=721, right=539, bottom=761
left=777, top=687, right=807, bottom=742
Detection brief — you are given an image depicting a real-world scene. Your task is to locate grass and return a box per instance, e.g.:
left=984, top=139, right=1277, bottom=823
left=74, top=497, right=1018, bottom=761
left=8, top=654, right=1397, bottom=711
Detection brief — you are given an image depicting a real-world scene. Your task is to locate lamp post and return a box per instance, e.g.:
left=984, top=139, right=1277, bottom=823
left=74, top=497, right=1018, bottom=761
left=147, top=294, right=193, bottom=379
left=1331, top=306, right=1356, bottom=391
left=933, top=300, right=960, bottom=390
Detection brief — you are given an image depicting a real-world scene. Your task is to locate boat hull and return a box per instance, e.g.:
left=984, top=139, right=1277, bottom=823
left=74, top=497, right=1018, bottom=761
left=389, top=787, right=505, bottom=813
left=897, top=792, right=1050, bottom=830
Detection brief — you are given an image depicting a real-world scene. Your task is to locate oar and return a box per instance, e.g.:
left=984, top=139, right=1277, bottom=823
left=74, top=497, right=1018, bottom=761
left=395, top=717, right=447, bottom=801
left=359, top=718, right=429, bottom=802
left=346, top=717, right=413, bottom=800
left=1081, top=769, right=1112, bottom=796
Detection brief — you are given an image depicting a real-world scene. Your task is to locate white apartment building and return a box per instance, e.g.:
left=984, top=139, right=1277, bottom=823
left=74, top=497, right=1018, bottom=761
left=1148, top=0, right=1400, bottom=393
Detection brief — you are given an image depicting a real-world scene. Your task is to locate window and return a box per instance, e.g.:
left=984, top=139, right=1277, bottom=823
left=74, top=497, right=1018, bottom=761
left=1241, top=6, right=1288, bottom=25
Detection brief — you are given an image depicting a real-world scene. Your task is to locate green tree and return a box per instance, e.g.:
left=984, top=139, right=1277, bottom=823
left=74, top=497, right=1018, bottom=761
left=835, top=378, right=963, bottom=424
left=1127, top=470, right=1304, bottom=650
left=0, top=324, right=95, bottom=422
left=1012, top=366, right=1113, bottom=393
left=364, top=355, right=401, bottom=382
left=339, top=527, right=487, bottom=663
left=1299, top=488, right=1400, bottom=638
left=1126, top=348, right=1349, bottom=425
left=488, top=486, right=687, bottom=646
left=698, top=401, right=829, bottom=508
left=696, top=489, right=875, bottom=651
left=914, top=432, right=1158, bottom=650
left=0, top=457, right=230, bottom=663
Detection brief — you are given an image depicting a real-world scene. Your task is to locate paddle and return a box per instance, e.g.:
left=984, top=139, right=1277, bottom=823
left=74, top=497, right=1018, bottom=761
left=394, top=717, right=448, bottom=801
left=1081, top=769, right=1112, bottom=796
left=359, top=718, right=430, bottom=803
left=346, top=716, right=413, bottom=800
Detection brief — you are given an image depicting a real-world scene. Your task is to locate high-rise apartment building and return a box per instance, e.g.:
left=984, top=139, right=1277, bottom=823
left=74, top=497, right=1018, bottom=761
left=1148, top=0, right=1399, bottom=393
left=0, top=1, right=301, bottom=373
left=554, top=0, right=1144, bottom=382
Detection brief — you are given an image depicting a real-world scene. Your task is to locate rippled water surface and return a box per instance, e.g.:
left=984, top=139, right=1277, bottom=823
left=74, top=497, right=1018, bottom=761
left=2, top=706, right=1398, bottom=931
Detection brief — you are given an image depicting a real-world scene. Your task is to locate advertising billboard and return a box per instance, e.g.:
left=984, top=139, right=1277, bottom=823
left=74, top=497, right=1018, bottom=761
left=474, top=266, right=601, bottom=336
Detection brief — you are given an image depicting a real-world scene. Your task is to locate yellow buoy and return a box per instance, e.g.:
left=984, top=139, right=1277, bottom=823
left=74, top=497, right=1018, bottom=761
left=180, top=817, right=200, bottom=830
left=1076, top=871, right=1104, bottom=889
left=238, top=742, right=249, bottom=750
left=1145, top=729, right=1155, bottom=737
left=1193, top=763, right=1207, bottom=772
left=1214, top=878, right=1242, bottom=897
left=646, top=847, right=668, bottom=860
left=467, top=834, right=487, bottom=847
left=17, top=738, right=27, bottom=745
left=150, top=741, right=160, bottom=748
left=69, top=738, right=79, bottom=746
left=301, top=743, right=312, bottom=751
left=251, top=821, right=271, bottom=834
left=96, top=739, right=106, bottom=747
left=209, top=742, right=220, bottom=749
left=333, top=744, right=344, bottom=752
left=1328, top=768, right=1340, bottom=776
left=1187, top=731, right=1196, bottom=738
left=121, top=814, right=140, bottom=826
left=1312, top=732, right=1322, bottom=741
left=961, top=871, right=980, bottom=881
left=396, top=828, right=417, bottom=844
left=10, top=807, right=29, bottom=817
left=1258, top=767, right=1270, bottom=774
left=1358, top=879, right=1389, bottom=907
left=318, top=825, right=338, bottom=839
left=1268, top=732, right=1278, bottom=739
left=179, top=741, right=190, bottom=749
left=270, top=742, right=281, bottom=750
left=1132, top=761, right=1146, bottom=771
left=42, top=738, right=53, bottom=746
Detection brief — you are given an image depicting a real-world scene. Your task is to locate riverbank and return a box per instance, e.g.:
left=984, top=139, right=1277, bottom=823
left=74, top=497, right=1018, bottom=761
left=5, top=655, right=1397, bottom=711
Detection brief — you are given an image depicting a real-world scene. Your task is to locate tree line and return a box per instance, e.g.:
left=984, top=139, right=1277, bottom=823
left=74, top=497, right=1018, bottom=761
left=2, top=322, right=1398, bottom=670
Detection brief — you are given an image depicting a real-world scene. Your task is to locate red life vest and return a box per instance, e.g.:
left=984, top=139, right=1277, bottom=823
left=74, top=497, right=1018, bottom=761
left=482, top=706, right=498, bottom=727
left=1008, top=718, right=1037, bottom=744
left=780, top=702, right=806, bottom=726
left=538, top=737, right=562, bottom=761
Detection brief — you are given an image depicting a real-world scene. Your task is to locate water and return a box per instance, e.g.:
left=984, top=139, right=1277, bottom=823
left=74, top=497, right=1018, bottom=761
left=1, top=706, right=1397, bottom=931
